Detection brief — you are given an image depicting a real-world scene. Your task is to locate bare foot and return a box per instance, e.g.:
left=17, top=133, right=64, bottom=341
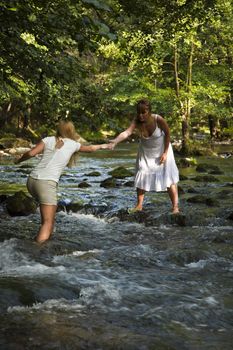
left=128, top=206, right=143, bottom=214
left=172, top=206, right=180, bottom=214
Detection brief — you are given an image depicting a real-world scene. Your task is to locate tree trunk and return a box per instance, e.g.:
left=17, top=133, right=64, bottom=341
left=0, top=102, right=12, bottom=127
left=181, top=41, right=194, bottom=153
left=23, top=105, right=31, bottom=129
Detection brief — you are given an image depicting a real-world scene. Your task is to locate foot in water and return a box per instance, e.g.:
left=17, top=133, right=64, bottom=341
left=172, top=206, right=180, bottom=214
left=128, top=207, right=143, bottom=214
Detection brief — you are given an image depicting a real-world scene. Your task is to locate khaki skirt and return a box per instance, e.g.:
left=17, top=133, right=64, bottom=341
left=27, top=176, right=58, bottom=205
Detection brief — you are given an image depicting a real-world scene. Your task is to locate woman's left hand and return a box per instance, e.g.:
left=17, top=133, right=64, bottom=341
left=160, top=153, right=167, bottom=164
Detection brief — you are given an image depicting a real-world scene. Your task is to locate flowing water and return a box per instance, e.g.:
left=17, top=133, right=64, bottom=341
left=0, top=144, right=233, bottom=350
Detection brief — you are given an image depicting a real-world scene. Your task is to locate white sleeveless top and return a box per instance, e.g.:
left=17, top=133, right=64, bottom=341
left=139, top=114, right=165, bottom=158
left=30, top=136, right=81, bottom=183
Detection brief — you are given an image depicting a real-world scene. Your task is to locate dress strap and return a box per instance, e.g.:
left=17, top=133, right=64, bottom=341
left=152, top=114, right=158, bottom=128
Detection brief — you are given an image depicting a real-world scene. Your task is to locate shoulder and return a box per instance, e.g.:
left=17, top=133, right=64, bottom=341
left=152, top=113, right=162, bottom=121
left=42, top=136, right=56, bottom=145
left=64, top=138, right=81, bottom=151
left=156, top=115, right=169, bottom=132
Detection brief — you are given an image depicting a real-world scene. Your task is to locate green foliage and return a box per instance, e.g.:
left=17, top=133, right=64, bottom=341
left=0, top=0, right=232, bottom=149
left=0, top=0, right=115, bottom=128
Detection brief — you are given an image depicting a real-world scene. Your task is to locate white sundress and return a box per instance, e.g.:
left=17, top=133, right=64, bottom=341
left=134, top=115, right=179, bottom=192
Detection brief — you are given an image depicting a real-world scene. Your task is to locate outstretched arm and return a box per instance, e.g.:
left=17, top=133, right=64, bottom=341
left=14, top=141, right=45, bottom=164
left=79, top=144, right=111, bottom=152
left=109, top=121, right=136, bottom=149
left=157, top=116, right=170, bottom=163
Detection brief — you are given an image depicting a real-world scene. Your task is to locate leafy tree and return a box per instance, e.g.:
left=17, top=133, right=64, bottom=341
left=0, top=0, right=115, bottom=131
left=99, top=0, right=233, bottom=149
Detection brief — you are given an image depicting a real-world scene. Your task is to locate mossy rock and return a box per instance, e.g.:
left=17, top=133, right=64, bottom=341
left=187, top=195, right=219, bottom=207
left=216, top=189, right=231, bottom=198
left=6, top=191, right=37, bottom=216
left=78, top=181, right=91, bottom=188
left=179, top=174, right=188, bottom=181
left=209, top=169, right=224, bottom=175
left=205, top=197, right=220, bottom=207
left=108, top=166, right=133, bottom=179
left=167, top=213, right=186, bottom=226
left=186, top=187, right=199, bottom=194
left=66, top=202, right=85, bottom=212
left=100, top=177, right=117, bottom=188
left=123, top=180, right=134, bottom=187
left=196, top=164, right=223, bottom=174
left=187, top=195, right=208, bottom=204
left=177, top=157, right=197, bottom=168
left=85, top=171, right=101, bottom=177
left=193, top=175, right=219, bottom=182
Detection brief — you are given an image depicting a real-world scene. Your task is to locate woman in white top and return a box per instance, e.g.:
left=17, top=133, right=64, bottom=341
left=15, top=120, right=110, bottom=243
left=109, top=99, right=179, bottom=214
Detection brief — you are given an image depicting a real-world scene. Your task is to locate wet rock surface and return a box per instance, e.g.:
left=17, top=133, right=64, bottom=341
left=6, top=191, right=38, bottom=216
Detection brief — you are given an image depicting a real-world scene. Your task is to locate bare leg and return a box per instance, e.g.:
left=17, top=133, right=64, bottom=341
left=167, top=184, right=179, bottom=213
left=36, top=204, right=57, bottom=243
left=135, top=188, right=145, bottom=210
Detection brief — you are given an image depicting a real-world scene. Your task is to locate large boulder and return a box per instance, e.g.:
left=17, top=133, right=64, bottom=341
left=6, top=191, right=38, bottom=216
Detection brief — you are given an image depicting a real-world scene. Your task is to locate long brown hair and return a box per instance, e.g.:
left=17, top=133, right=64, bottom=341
left=56, top=120, right=80, bottom=168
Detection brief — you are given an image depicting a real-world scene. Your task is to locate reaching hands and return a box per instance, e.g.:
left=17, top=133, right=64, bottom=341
left=100, top=143, right=113, bottom=150
left=108, top=141, right=117, bottom=150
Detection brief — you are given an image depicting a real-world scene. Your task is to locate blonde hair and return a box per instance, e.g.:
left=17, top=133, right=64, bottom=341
left=56, top=120, right=80, bottom=168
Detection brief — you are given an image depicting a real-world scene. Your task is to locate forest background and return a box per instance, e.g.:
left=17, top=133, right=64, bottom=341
left=0, top=0, right=232, bottom=154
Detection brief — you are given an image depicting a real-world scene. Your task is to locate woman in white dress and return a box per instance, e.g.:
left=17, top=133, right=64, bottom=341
left=110, top=99, right=179, bottom=214
left=15, top=120, right=111, bottom=243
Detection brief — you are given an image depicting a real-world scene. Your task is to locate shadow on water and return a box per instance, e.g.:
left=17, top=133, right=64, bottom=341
left=0, top=143, right=233, bottom=349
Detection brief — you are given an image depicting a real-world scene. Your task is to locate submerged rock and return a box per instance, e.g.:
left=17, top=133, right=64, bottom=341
left=187, top=195, right=220, bottom=207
